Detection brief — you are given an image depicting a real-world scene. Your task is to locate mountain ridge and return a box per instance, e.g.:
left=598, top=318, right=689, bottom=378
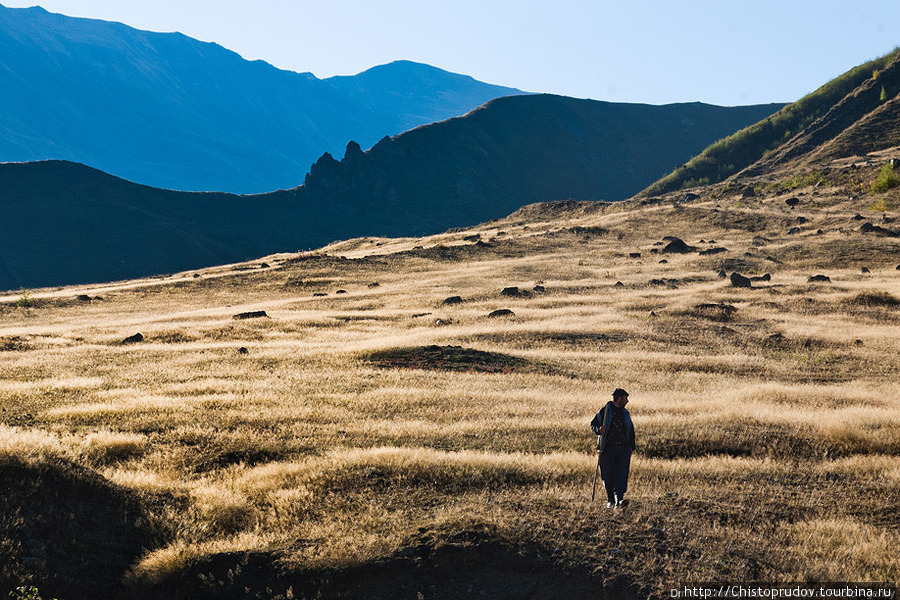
left=0, top=4, right=525, bottom=193
left=0, top=94, right=783, bottom=291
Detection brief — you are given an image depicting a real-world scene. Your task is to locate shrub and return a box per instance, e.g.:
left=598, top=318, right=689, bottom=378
left=871, top=163, right=900, bottom=192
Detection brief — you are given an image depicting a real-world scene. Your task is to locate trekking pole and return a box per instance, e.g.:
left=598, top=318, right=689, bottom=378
left=591, top=437, right=601, bottom=501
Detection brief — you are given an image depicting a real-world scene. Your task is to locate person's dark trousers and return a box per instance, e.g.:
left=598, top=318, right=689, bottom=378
left=599, top=444, right=632, bottom=503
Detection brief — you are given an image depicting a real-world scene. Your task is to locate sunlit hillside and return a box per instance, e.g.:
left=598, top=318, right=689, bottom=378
left=2, top=150, right=899, bottom=599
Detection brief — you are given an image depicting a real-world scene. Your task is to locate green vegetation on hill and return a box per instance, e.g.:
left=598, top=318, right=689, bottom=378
left=642, top=49, right=900, bottom=196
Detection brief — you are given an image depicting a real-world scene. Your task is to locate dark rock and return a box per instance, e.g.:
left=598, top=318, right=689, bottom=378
left=313, top=293, right=328, bottom=297
left=412, top=312, right=431, bottom=318
left=860, top=267, right=870, bottom=274
left=614, top=281, right=624, bottom=287
left=717, top=270, right=727, bottom=278
left=766, top=333, right=785, bottom=342
left=750, top=273, right=771, bottom=282
left=855, top=339, right=864, bottom=346
left=259, top=263, right=270, bottom=269
left=817, top=229, right=824, bottom=235
left=808, top=275, right=831, bottom=283
left=463, top=234, right=481, bottom=242
left=233, top=311, right=268, bottom=320
left=434, top=318, right=451, bottom=326
left=730, top=273, right=752, bottom=288
left=741, top=187, right=757, bottom=198
left=628, top=252, right=642, bottom=258
left=121, top=333, right=143, bottom=344
left=533, top=285, right=546, bottom=292
left=237, top=347, right=249, bottom=355
left=852, top=214, right=864, bottom=221
left=442, top=296, right=464, bottom=305
left=699, top=247, right=727, bottom=255
left=368, top=282, right=380, bottom=288
left=787, top=227, right=801, bottom=235
left=649, top=279, right=667, bottom=286
left=661, top=237, right=697, bottom=254
left=500, top=287, right=521, bottom=297
left=336, top=289, right=348, bottom=294
left=785, top=197, right=800, bottom=208
left=796, top=216, right=808, bottom=224
left=193, top=273, right=201, bottom=278
left=76, top=294, right=92, bottom=302
left=860, top=222, right=898, bottom=236
left=487, top=309, right=515, bottom=318
left=659, top=259, right=668, bottom=264
left=650, top=248, right=659, bottom=254
left=765, top=256, right=780, bottom=263
left=682, top=193, right=700, bottom=202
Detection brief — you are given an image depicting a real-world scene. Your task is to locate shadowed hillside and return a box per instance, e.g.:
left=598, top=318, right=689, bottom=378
left=295, top=94, right=783, bottom=218
left=0, top=95, right=781, bottom=291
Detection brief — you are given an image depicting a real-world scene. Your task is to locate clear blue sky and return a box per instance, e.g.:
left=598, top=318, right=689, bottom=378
left=4, top=0, right=899, bottom=106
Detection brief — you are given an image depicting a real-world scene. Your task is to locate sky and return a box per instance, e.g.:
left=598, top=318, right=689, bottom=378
left=3, top=0, right=899, bottom=106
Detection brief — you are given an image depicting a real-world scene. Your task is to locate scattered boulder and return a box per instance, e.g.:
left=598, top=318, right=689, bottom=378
left=233, top=311, right=268, bottom=320
left=661, top=237, right=697, bottom=254
left=730, top=273, right=752, bottom=288
left=852, top=214, right=864, bottom=221
left=750, top=274, right=772, bottom=282
left=237, top=347, right=249, bottom=355
left=817, top=229, right=824, bottom=235
left=659, top=259, right=668, bottom=264
left=682, top=193, right=700, bottom=202
left=500, top=287, right=521, bottom=297
left=487, top=309, right=516, bottom=319
left=649, top=279, right=667, bottom=286
left=717, top=270, right=727, bottom=279
left=313, top=293, right=328, bottom=297
left=76, top=294, right=92, bottom=302
left=808, top=275, right=831, bottom=283
left=614, top=281, right=624, bottom=288
left=336, top=290, right=348, bottom=294
left=121, top=333, right=144, bottom=344
left=699, top=247, right=727, bottom=255
left=741, top=187, right=757, bottom=198
left=860, top=267, right=871, bottom=274
left=442, top=296, right=464, bottom=306
left=860, top=222, right=898, bottom=236
left=368, top=282, right=380, bottom=288
left=855, top=339, right=864, bottom=346
left=785, top=197, right=800, bottom=208
left=533, top=285, right=546, bottom=293
left=787, top=227, right=801, bottom=235
left=628, top=252, right=642, bottom=258
left=193, top=273, right=201, bottom=278
left=259, top=263, right=270, bottom=269
left=796, top=216, right=808, bottom=224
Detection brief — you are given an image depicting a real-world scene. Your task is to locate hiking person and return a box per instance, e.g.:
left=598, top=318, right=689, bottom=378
left=590, top=388, right=636, bottom=508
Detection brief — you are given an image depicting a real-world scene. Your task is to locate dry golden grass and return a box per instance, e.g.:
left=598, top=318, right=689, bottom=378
left=1, top=165, right=899, bottom=598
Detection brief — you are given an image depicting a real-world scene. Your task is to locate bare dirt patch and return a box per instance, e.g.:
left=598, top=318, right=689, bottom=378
left=363, top=345, right=555, bottom=375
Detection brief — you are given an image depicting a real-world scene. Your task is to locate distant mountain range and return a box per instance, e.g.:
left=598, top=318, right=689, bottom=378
left=0, top=4, right=524, bottom=193
left=0, top=94, right=782, bottom=290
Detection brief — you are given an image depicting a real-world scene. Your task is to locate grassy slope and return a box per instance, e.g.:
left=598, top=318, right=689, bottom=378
left=642, top=50, right=900, bottom=196
left=1, top=159, right=899, bottom=599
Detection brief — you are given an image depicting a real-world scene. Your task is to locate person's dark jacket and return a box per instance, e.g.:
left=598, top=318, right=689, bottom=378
left=590, top=401, right=635, bottom=452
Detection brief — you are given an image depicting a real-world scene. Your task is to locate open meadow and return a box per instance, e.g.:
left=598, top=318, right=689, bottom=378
left=1, top=158, right=899, bottom=599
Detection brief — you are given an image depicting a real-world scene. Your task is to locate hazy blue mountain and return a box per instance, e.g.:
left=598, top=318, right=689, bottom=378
left=0, top=4, right=524, bottom=193
left=0, top=94, right=783, bottom=291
